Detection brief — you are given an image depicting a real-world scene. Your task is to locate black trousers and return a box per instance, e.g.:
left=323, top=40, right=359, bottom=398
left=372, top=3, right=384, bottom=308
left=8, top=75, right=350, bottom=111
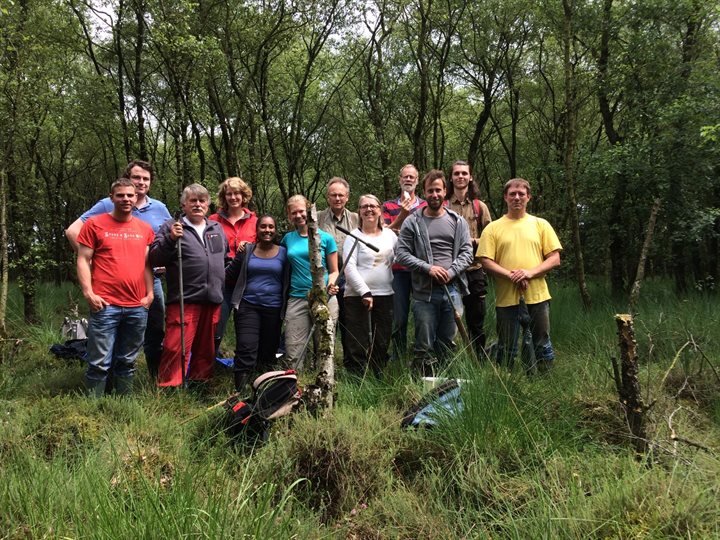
left=463, top=268, right=487, bottom=356
left=233, top=300, right=282, bottom=375
left=343, top=295, right=394, bottom=376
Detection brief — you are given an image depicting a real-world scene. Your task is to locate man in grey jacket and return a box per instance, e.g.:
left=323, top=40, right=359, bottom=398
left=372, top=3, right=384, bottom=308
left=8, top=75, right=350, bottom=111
left=149, top=184, right=227, bottom=388
left=317, top=176, right=359, bottom=355
left=395, top=169, right=474, bottom=374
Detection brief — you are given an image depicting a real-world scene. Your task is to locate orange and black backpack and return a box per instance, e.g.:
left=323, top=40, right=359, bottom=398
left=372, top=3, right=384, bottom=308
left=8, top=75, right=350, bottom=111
left=225, top=370, right=302, bottom=442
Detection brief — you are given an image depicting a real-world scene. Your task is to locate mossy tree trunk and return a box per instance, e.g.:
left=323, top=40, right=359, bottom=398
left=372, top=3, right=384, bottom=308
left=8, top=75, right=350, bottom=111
left=307, top=203, right=334, bottom=409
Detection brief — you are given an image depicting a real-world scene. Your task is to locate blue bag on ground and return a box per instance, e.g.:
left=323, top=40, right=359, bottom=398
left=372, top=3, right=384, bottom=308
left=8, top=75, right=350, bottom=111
left=401, top=378, right=463, bottom=429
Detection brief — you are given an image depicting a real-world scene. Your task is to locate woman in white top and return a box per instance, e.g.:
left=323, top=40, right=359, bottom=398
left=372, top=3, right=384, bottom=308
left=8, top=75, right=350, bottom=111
left=342, top=194, right=398, bottom=376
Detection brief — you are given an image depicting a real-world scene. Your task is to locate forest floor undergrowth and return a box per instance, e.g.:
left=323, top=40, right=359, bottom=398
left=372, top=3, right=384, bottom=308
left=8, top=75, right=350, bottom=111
left=0, top=280, right=718, bottom=539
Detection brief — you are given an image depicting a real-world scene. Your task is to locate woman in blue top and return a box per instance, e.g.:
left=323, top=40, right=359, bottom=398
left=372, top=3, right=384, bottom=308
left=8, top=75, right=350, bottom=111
left=281, top=195, right=339, bottom=371
left=226, top=215, right=289, bottom=392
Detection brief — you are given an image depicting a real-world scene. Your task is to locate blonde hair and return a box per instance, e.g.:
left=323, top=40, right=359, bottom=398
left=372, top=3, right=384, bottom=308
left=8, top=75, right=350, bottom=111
left=358, top=194, right=383, bottom=231
left=286, top=195, right=310, bottom=230
left=286, top=194, right=309, bottom=211
left=217, top=177, right=252, bottom=212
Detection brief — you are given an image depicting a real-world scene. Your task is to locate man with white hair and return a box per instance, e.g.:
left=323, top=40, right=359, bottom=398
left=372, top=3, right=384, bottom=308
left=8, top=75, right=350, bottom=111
left=382, top=164, right=427, bottom=358
left=150, top=184, right=227, bottom=388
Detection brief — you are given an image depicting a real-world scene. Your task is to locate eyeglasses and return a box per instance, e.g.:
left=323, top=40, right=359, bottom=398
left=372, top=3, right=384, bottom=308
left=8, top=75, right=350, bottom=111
left=359, top=204, right=379, bottom=210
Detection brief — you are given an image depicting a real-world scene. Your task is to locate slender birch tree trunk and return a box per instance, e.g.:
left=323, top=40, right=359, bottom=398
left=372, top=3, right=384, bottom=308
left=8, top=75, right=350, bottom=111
left=307, top=203, right=334, bottom=409
left=0, top=167, right=7, bottom=337
left=629, top=198, right=662, bottom=313
left=563, top=0, right=592, bottom=310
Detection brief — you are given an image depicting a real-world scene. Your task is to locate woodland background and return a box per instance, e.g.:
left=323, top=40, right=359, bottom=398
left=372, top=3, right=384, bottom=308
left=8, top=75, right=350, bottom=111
left=1, top=0, right=719, bottom=324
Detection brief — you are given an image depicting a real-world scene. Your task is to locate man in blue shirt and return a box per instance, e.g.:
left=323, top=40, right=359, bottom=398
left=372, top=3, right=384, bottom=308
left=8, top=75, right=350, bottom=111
left=66, top=160, right=171, bottom=380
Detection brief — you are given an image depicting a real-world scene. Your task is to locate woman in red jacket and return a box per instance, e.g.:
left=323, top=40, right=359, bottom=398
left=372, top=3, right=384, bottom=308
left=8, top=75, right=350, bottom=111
left=209, top=177, right=258, bottom=357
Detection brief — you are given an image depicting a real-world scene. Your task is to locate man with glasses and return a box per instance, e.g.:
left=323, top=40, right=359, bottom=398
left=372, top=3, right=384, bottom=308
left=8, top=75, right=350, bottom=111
left=318, top=177, right=359, bottom=353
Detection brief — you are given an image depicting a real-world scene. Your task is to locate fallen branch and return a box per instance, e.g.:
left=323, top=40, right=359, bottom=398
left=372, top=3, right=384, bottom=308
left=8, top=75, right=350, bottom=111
left=657, top=340, right=691, bottom=392
left=667, top=406, right=713, bottom=454
left=673, top=377, right=690, bottom=400
left=688, top=334, right=720, bottom=386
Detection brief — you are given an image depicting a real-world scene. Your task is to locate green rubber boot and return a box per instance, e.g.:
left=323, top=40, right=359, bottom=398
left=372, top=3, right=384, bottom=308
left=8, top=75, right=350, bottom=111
left=86, top=378, right=106, bottom=398
left=114, top=376, right=134, bottom=397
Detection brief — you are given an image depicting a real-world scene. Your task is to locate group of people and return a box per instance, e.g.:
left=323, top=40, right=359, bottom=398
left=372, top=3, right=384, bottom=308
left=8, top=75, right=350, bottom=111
left=66, top=158, right=562, bottom=398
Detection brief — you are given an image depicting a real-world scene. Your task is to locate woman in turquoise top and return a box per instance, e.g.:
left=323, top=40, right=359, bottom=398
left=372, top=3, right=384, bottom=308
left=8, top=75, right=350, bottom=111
left=280, top=195, right=339, bottom=371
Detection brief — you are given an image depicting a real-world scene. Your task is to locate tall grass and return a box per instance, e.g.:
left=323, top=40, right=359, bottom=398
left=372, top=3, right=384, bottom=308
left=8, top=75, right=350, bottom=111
left=1, top=279, right=718, bottom=538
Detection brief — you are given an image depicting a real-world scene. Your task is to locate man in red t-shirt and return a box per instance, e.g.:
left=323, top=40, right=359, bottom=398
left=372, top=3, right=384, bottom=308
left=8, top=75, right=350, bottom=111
left=77, top=178, right=155, bottom=397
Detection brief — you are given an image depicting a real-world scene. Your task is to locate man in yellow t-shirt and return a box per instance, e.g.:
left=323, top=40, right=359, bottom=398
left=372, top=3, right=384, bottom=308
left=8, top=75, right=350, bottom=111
left=478, top=178, right=562, bottom=371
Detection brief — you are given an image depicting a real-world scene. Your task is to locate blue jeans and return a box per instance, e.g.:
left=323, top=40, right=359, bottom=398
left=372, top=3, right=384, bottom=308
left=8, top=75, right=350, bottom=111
left=412, top=286, right=462, bottom=370
left=392, top=270, right=413, bottom=356
left=144, top=277, right=165, bottom=378
left=86, top=305, right=148, bottom=382
left=495, top=300, right=555, bottom=372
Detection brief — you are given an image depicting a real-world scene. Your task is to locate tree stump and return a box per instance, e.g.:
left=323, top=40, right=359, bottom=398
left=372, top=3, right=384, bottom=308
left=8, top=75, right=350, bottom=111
left=613, top=314, right=648, bottom=454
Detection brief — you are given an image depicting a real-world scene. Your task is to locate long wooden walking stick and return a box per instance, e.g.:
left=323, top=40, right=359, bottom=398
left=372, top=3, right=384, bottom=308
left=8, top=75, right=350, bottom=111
left=366, top=308, right=374, bottom=361
left=441, top=283, right=475, bottom=360
left=175, top=211, right=187, bottom=388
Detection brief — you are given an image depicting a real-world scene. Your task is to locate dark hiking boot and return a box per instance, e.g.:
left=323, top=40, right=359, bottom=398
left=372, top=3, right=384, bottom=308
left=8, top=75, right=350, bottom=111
left=146, top=355, right=160, bottom=381
left=234, top=372, right=250, bottom=394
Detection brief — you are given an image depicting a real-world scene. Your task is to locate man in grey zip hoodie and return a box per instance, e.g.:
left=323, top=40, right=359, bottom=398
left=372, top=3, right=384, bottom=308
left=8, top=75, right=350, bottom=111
left=395, top=169, right=473, bottom=374
left=150, top=184, right=227, bottom=388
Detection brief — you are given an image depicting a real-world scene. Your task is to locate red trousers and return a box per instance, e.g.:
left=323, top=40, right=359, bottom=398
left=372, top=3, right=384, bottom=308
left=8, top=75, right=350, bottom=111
left=157, top=303, right=220, bottom=387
